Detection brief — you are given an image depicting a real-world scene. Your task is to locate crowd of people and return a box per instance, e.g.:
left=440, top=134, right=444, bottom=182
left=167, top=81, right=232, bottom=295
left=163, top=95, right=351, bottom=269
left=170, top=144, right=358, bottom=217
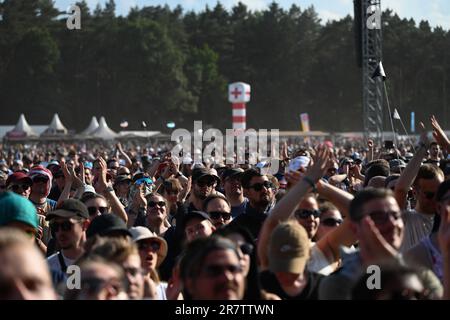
left=0, top=115, right=449, bottom=300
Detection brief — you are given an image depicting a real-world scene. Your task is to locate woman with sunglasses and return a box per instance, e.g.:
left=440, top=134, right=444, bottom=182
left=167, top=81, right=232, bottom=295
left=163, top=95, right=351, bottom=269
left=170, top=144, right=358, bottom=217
left=258, top=147, right=357, bottom=278
left=314, top=202, right=344, bottom=242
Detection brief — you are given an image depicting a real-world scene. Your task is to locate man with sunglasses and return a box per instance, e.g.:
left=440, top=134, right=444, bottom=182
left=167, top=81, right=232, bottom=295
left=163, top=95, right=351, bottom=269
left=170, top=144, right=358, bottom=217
left=180, top=236, right=246, bottom=300
left=46, top=199, right=90, bottom=288
left=315, top=202, right=343, bottom=241
left=229, top=169, right=274, bottom=240
left=221, top=168, right=248, bottom=218
left=186, top=168, right=220, bottom=212
left=396, top=161, right=445, bottom=252
left=5, top=172, right=32, bottom=198
left=204, top=194, right=233, bottom=229
left=319, top=188, right=442, bottom=299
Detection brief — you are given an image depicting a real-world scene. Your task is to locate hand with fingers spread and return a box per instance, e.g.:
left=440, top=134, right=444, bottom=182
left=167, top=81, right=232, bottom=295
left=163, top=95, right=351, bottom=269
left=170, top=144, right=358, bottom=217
left=304, top=146, right=330, bottom=183
left=431, top=115, right=450, bottom=151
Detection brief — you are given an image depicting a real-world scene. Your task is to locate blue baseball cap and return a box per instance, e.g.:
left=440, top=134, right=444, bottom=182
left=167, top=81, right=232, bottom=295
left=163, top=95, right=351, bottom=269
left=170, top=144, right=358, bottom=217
left=0, top=192, right=39, bottom=230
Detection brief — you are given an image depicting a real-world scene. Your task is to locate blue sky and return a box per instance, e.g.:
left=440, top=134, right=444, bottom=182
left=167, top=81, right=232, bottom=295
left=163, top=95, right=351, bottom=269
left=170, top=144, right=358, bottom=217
left=55, top=0, right=450, bottom=29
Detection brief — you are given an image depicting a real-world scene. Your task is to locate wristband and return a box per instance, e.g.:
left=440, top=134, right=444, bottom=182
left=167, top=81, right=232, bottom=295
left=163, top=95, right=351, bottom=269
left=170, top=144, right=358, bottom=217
left=303, top=176, right=317, bottom=193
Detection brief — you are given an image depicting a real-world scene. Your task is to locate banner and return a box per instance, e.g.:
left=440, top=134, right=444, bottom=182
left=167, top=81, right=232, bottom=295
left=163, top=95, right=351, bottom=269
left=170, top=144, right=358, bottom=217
left=300, top=113, right=310, bottom=132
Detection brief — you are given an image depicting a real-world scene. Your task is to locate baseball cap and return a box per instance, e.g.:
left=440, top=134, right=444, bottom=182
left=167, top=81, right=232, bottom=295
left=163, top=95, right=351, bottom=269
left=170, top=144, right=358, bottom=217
left=222, top=168, right=244, bottom=181
left=82, top=185, right=96, bottom=194
left=114, top=175, right=132, bottom=186
left=29, top=165, right=53, bottom=181
left=46, top=199, right=89, bottom=220
left=268, top=221, right=310, bottom=274
left=86, top=214, right=131, bottom=238
left=180, top=211, right=212, bottom=231
left=192, top=168, right=220, bottom=182
left=0, top=192, right=39, bottom=230
left=5, top=172, right=32, bottom=186
left=13, top=159, right=23, bottom=166
left=129, top=226, right=168, bottom=266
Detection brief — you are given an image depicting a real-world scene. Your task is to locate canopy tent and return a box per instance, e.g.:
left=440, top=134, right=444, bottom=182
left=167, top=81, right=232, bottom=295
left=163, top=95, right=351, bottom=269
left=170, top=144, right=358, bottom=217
left=90, top=116, right=118, bottom=140
left=79, top=116, right=99, bottom=136
left=40, top=114, right=68, bottom=136
left=5, top=114, right=37, bottom=139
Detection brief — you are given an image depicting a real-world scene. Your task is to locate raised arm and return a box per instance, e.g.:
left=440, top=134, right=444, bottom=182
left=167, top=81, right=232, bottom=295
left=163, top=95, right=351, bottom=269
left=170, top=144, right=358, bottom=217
left=431, top=115, right=450, bottom=154
left=95, top=157, right=128, bottom=223
left=116, top=143, right=132, bottom=168
left=257, top=147, right=330, bottom=269
left=394, top=123, right=428, bottom=210
left=56, top=160, right=73, bottom=207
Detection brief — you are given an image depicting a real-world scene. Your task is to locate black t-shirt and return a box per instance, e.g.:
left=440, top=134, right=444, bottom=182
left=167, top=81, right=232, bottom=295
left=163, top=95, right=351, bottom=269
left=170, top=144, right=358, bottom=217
left=259, top=270, right=323, bottom=300
left=229, top=205, right=267, bottom=241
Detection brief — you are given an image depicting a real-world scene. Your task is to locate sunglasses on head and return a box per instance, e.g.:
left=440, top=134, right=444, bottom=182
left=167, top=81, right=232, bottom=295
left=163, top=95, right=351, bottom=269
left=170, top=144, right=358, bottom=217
left=148, top=201, right=166, bottom=208
left=208, top=211, right=232, bottom=221
left=135, top=177, right=153, bottom=186
left=321, top=217, right=343, bottom=227
left=138, top=240, right=161, bottom=252
left=295, top=209, right=320, bottom=219
left=249, top=181, right=273, bottom=191
left=50, top=220, right=79, bottom=232
left=87, top=206, right=108, bottom=215
left=202, top=264, right=242, bottom=278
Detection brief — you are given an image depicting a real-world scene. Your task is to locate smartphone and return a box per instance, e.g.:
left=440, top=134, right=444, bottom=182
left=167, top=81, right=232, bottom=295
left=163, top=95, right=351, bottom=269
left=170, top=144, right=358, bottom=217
left=384, top=140, right=394, bottom=149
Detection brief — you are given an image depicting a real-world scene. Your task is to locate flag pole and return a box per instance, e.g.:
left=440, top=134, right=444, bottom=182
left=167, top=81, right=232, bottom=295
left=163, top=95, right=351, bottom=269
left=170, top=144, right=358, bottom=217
left=382, top=82, right=399, bottom=159
left=397, top=114, right=416, bottom=153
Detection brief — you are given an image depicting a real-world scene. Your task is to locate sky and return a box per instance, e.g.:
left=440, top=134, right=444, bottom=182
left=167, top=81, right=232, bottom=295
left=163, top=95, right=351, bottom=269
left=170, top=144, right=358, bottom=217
left=54, top=0, right=450, bottom=30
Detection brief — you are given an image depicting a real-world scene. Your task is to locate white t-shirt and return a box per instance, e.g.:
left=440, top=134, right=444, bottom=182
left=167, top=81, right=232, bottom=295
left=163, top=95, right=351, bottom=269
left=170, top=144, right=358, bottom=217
left=156, top=282, right=168, bottom=300
left=307, top=244, right=335, bottom=276
left=400, top=209, right=435, bottom=253
left=47, top=251, right=76, bottom=274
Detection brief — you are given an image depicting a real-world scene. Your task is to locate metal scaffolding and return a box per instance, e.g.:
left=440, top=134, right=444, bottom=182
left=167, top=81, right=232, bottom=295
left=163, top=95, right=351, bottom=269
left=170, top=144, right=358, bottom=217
left=360, top=0, right=383, bottom=143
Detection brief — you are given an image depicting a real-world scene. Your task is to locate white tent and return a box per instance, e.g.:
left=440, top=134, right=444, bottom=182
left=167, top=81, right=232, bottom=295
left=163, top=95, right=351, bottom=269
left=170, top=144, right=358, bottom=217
left=6, top=114, right=37, bottom=138
left=90, top=116, right=117, bottom=140
left=79, top=116, right=99, bottom=136
left=41, top=113, right=68, bottom=136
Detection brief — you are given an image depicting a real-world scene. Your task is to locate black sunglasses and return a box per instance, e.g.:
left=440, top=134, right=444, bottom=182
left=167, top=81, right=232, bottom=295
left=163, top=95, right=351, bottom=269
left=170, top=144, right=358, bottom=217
left=197, top=180, right=215, bottom=187
left=249, top=181, right=273, bottom=191
left=50, top=220, right=79, bottom=232
left=208, top=211, right=232, bottom=221
left=240, top=243, right=254, bottom=255
left=11, top=184, right=31, bottom=192
left=321, top=218, right=343, bottom=227
left=295, top=209, right=320, bottom=219
left=148, top=201, right=166, bottom=208
left=137, top=240, right=161, bottom=252
left=87, top=206, right=108, bottom=215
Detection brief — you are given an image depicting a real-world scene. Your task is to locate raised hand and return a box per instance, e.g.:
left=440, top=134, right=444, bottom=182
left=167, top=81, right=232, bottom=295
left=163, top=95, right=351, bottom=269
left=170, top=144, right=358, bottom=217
left=305, top=145, right=330, bottom=183
left=431, top=115, right=450, bottom=149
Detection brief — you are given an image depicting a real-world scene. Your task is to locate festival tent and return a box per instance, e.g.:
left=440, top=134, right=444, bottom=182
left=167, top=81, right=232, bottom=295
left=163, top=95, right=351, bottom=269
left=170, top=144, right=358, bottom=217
left=5, top=114, right=37, bottom=139
left=40, top=114, right=68, bottom=136
left=79, top=116, right=99, bottom=136
left=90, top=116, right=118, bottom=140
